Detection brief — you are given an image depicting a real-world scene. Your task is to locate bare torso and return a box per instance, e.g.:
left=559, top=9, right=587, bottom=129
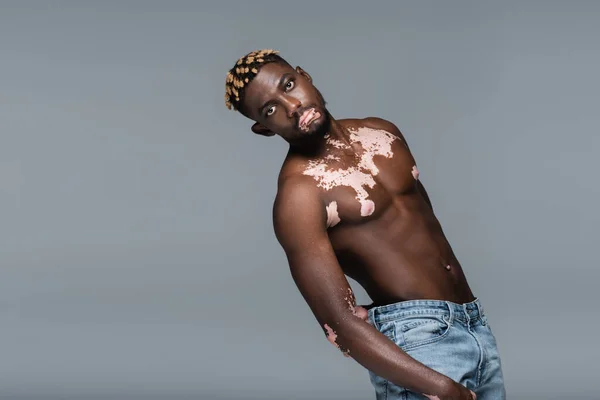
left=279, top=117, right=475, bottom=306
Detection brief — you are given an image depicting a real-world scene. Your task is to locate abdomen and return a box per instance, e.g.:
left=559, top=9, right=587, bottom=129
left=331, top=196, right=474, bottom=304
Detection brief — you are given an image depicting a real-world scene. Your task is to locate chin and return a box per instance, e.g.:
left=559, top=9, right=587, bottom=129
left=308, top=112, right=330, bottom=137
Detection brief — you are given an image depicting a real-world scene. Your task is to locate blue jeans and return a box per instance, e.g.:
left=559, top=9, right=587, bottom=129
left=367, top=298, right=506, bottom=400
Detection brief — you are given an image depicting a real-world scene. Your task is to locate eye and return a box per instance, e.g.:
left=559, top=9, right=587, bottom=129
left=266, top=105, right=276, bottom=117
left=285, top=80, right=295, bottom=91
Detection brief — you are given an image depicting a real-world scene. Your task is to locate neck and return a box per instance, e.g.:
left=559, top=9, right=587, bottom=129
left=288, top=112, right=350, bottom=157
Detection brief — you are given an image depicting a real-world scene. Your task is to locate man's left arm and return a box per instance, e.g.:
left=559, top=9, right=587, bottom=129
left=416, top=180, right=434, bottom=210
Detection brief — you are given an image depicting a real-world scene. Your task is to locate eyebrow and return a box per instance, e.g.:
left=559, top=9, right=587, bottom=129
left=258, top=72, right=294, bottom=115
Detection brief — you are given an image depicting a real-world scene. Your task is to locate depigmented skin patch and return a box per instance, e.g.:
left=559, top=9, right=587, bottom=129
left=327, top=138, right=347, bottom=149
left=326, top=201, right=341, bottom=228
left=425, top=391, right=477, bottom=400
left=324, top=323, right=338, bottom=347
left=322, top=287, right=371, bottom=358
left=344, top=288, right=369, bottom=321
left=361, top=200, right=375, bottom=217
left=303, top=127, right=398, bottom=218
left=343, top=287, right=355, bottom=312
left=412, top=165, right=420, bottom=180
left=323, top=323, right=351, bottom=357
left=353, top=305, right=369, bottom=321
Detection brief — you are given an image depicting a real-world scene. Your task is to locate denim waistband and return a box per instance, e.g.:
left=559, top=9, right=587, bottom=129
left=368, top=297, right=487, bottom=326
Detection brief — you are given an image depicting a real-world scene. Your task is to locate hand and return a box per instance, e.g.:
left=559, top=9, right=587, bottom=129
left=353, top=305, right=369, bottom=321
left=424, top=380, right=476, bottom=400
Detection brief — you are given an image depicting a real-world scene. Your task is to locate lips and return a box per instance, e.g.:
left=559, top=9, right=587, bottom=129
left=298, top=108, right=321, bottom=131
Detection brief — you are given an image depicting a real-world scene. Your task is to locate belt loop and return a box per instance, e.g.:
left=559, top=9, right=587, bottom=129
left=444, top=301, right=454, bottom=325
left=475, top=300, right=486, bottom=325
left=462, top=303, right=471, bottom=326
left=368, top=307, right=379, bottom=329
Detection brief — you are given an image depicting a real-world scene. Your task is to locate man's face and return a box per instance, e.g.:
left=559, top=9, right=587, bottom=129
left=241, top=62, right=330, bottom=142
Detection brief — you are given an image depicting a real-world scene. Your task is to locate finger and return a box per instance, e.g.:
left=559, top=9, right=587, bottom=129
left=470, top=390, right=477, bottom=399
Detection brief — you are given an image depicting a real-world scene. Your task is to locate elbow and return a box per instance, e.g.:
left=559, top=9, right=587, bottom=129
left=323, top=320, right=354, bottom=357
left=322, top=306, right=370, bottom=356
left=323, top=322, right=344, bottom=351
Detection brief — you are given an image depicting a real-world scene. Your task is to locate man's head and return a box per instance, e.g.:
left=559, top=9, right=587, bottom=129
left=224, top=49, right=330, bottom=143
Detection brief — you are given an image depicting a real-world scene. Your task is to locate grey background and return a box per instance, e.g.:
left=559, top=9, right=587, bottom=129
left=1, top=1, right=598, bottom=399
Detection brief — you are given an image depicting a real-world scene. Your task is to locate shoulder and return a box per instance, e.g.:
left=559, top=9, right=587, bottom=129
left=362, top=117, right=406, bottom=140
left=340, top=117, right=407, bottom=141
left=274, top=172, right=320, bottom=207
left=271, top=173, right=327, bottom=249
left=273, top=171, right=325, bottom=226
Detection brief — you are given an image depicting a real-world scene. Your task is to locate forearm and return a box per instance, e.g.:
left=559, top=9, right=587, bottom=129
left=330, top=315, right=450, bottom=395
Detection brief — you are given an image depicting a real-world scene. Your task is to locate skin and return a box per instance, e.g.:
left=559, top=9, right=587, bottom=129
left=238, top=61, right=477, bottom=400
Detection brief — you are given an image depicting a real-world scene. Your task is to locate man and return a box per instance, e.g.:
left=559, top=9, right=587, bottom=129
left=224, top=49, right=506, bottom=400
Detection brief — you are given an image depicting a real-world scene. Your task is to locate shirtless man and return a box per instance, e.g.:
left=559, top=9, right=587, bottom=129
left=224, top=49, right=506, bottom=400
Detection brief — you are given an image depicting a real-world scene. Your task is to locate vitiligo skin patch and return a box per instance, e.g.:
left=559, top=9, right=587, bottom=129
left=324, top=323, right=338, bottom=347
left=344, top=288, right=368, bottom=321
left=343, top=287, right=356, bottom=313
left=322, top=287, right=370, bottom=357
left=326, top=201, right=341, bottom=228
left=412, top=165, right=420, bottom=180
left=323, top=323, right=351, bottom=357
left=303, top=127, right=398, bottom=220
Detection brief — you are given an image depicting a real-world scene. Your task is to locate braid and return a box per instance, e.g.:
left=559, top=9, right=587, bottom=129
left=224, top=49, right=282, bottom=111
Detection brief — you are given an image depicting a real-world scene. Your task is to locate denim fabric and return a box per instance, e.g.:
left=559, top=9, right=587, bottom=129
left=367, top=298, right=506, bottom=400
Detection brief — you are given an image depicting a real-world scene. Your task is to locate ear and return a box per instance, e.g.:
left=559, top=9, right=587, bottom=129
left=251, top=122, right=276, bottom=137
left=295, top=66, right=312, bottom=83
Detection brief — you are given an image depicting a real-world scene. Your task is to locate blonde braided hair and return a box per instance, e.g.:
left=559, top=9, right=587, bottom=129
left=224, top=49, right=282, bottom=111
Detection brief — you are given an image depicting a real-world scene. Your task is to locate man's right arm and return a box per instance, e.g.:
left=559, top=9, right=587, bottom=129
left=272, top=179, right=474, bottom=400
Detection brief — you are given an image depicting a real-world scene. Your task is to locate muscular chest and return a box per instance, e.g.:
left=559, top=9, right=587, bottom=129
left=302, top=126, right=419, bottom=228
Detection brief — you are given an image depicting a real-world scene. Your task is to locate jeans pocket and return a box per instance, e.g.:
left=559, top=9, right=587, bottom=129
left=396, top=314, right=451, bottom=351
left=377, top=320, right=397, bottom=342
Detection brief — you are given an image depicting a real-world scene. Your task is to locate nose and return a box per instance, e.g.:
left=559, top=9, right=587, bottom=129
left=283, top=96, right=302, bottom=118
